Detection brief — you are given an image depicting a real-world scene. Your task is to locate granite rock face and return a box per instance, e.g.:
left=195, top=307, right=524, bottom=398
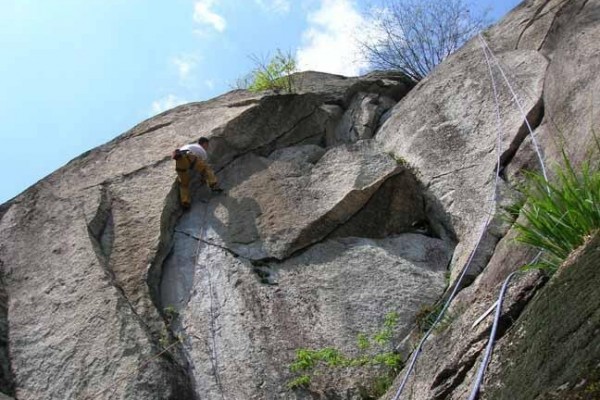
left=162, top=234, right=452, bottom=399
left=0, top=71, right=436, bottom=399
left=375, top=35, right=548, bottom=283
left=1, top=0, right=599, bottom=399
left=379, top=0, right=600, bottom=399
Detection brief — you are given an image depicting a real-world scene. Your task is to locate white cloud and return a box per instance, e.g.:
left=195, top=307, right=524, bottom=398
left=254, top=0, right=291, bottom=14
left=193, top=0, right=226, bottom=32
left=172, top=55, right=198, bottom=81
left=296, top=0, right=376, bottom=76
left=205, top=79, right=215, bottom=90
left=151, top=95, right=188, bottom=115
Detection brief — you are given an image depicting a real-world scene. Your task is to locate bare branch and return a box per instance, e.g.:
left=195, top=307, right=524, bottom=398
left=359, top=0, right=490, bottom=82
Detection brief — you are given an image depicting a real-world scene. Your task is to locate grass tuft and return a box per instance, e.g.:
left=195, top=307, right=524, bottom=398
left=512, top=150, right=600, bottom=272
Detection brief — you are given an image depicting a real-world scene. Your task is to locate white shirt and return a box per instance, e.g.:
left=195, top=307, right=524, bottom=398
left=180, top=143, right=208, bottom=160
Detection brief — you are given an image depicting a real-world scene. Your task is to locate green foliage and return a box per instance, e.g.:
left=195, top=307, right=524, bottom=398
left=287, top=374, right=311, bottom=389
left=373, top=311, right=398, bottom=345
left=159, top=330, right=170, bottom=348
left=414, top=303, right=459, bottom=334
left=359, top=374, right=396, bottom=399
left=357, top=333, right=370, bottom=351
left=387, top=152, right=408, bottom=166
left=289, top=347, right=346, bottom=372
left=159, top=305, right=180, bottom=349
left=287, top=311, right=403, bottom=397
left=246, top=49, right=297, bottom=93
left=512, top=151, right=600, bottom=272
left=387, top=152, right=422, bottom=179
left=444, top=271, right=451, bottom=287
left=163, top=305, right=178, bottom=321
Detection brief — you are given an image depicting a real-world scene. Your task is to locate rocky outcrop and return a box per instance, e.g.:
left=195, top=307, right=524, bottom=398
left=0, top=0, right=598, bottom=399
left=203, top=141, right=404, bottom=260
left=162, top=234, right=451, bottom=399
left=483, top=233, right=600, bottom=400
left=0, top=185, right=195, bottom=400
left=379, top=0, right=600, bottom=398
left=0, top=71, right=430, bottom=399
left=375, top=29, right=548, bottom=283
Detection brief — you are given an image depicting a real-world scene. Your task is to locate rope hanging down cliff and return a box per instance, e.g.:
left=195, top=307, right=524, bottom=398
left=190, top=203, right=226, bottom=400
left=391, top=35, right=505, bottom=400
left=392, top=32, right=549, bottom=400
left=467, top=33, right=551, bottom=400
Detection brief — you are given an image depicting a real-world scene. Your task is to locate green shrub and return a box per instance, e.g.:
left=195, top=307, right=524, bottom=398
left=358, top=374, right=396, bottom=399
left=414, top=303, right=460, bottom=333
left=247, top=49, right=297, bottom=93
left=159, top=305, right=180, bottom=348
left=287, top=311, right=403, bottom=396
left=512, top=151, right=600, bottom=271
left=286, top=374, right=311, bottom=389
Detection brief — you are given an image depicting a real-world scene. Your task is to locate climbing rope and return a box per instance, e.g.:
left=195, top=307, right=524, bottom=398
left=191, top=203, right=226, bottom=400
left=478, top=34, right=549, bottom=184
left=391, top=34, right=508, bottom=400
left=392, top=29, right=556, bottom=399
left=466, top=34, right=552, bottom=399
left=467, top=251, right=543, bottom=400
left=467, top=271, right=518, bottom=400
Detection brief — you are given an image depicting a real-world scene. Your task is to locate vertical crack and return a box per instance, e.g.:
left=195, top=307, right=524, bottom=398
left=87, top=184, right=115, bottom=267
left=498, top=97, right=545, bottom=177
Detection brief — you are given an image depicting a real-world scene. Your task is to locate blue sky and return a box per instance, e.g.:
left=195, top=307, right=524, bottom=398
left=0, top=0, right=521, bottom=204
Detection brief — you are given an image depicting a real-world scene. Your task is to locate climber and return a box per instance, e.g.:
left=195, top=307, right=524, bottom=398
left=173, top=137, right=223, bottom=209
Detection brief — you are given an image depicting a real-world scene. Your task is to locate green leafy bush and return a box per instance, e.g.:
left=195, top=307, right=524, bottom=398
left=414, top=303, right=459, bottom=333
left=287, top=311, right=403, bottom=396
left=246, top=49, right=297, bottom=93
left=512, top=151, right=600, bottom=271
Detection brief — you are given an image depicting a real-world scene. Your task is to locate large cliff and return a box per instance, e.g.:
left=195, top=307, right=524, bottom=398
left=0, top=0, right=599, bottom=399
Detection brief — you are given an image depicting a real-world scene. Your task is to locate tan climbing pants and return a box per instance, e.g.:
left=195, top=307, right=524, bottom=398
left=175, top=153, right=218, bottom=206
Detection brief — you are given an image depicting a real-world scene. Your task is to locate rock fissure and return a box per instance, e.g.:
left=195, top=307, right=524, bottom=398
left=499, top=98, right=545, bottom=178
left=257, top=105, right=322, bottom=152
left=0, top=266, right=14, bottom=397
left=577, top=0, right=590, bottom=15
left=0, top=202, right=13, bottom=224
left=515, top=0, right=559, bottom=49
left=215, top=104, right=324, bottom=174
left=174, top=228, right=248, bottom=261
left=427, top=273, right=546, bottom=398
left=78, top=156, right=172, bottom=194
left=270, top=130, right=327, bottom=154
left=536, top=0, right=571, bottom=51
left=286, top=169, right=402, bottom=257
left=85, top=188, right=152, bottom=332
left=130, top=121, right=174, bottom=138
left=226, top=98, right=261, bottom=108
left=429, top=164, right=480, bottom=182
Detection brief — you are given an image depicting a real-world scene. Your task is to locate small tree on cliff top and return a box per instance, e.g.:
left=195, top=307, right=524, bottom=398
left=246, top=49, right=297, bottom=93
left=361, top=0, right=490, bottom=82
